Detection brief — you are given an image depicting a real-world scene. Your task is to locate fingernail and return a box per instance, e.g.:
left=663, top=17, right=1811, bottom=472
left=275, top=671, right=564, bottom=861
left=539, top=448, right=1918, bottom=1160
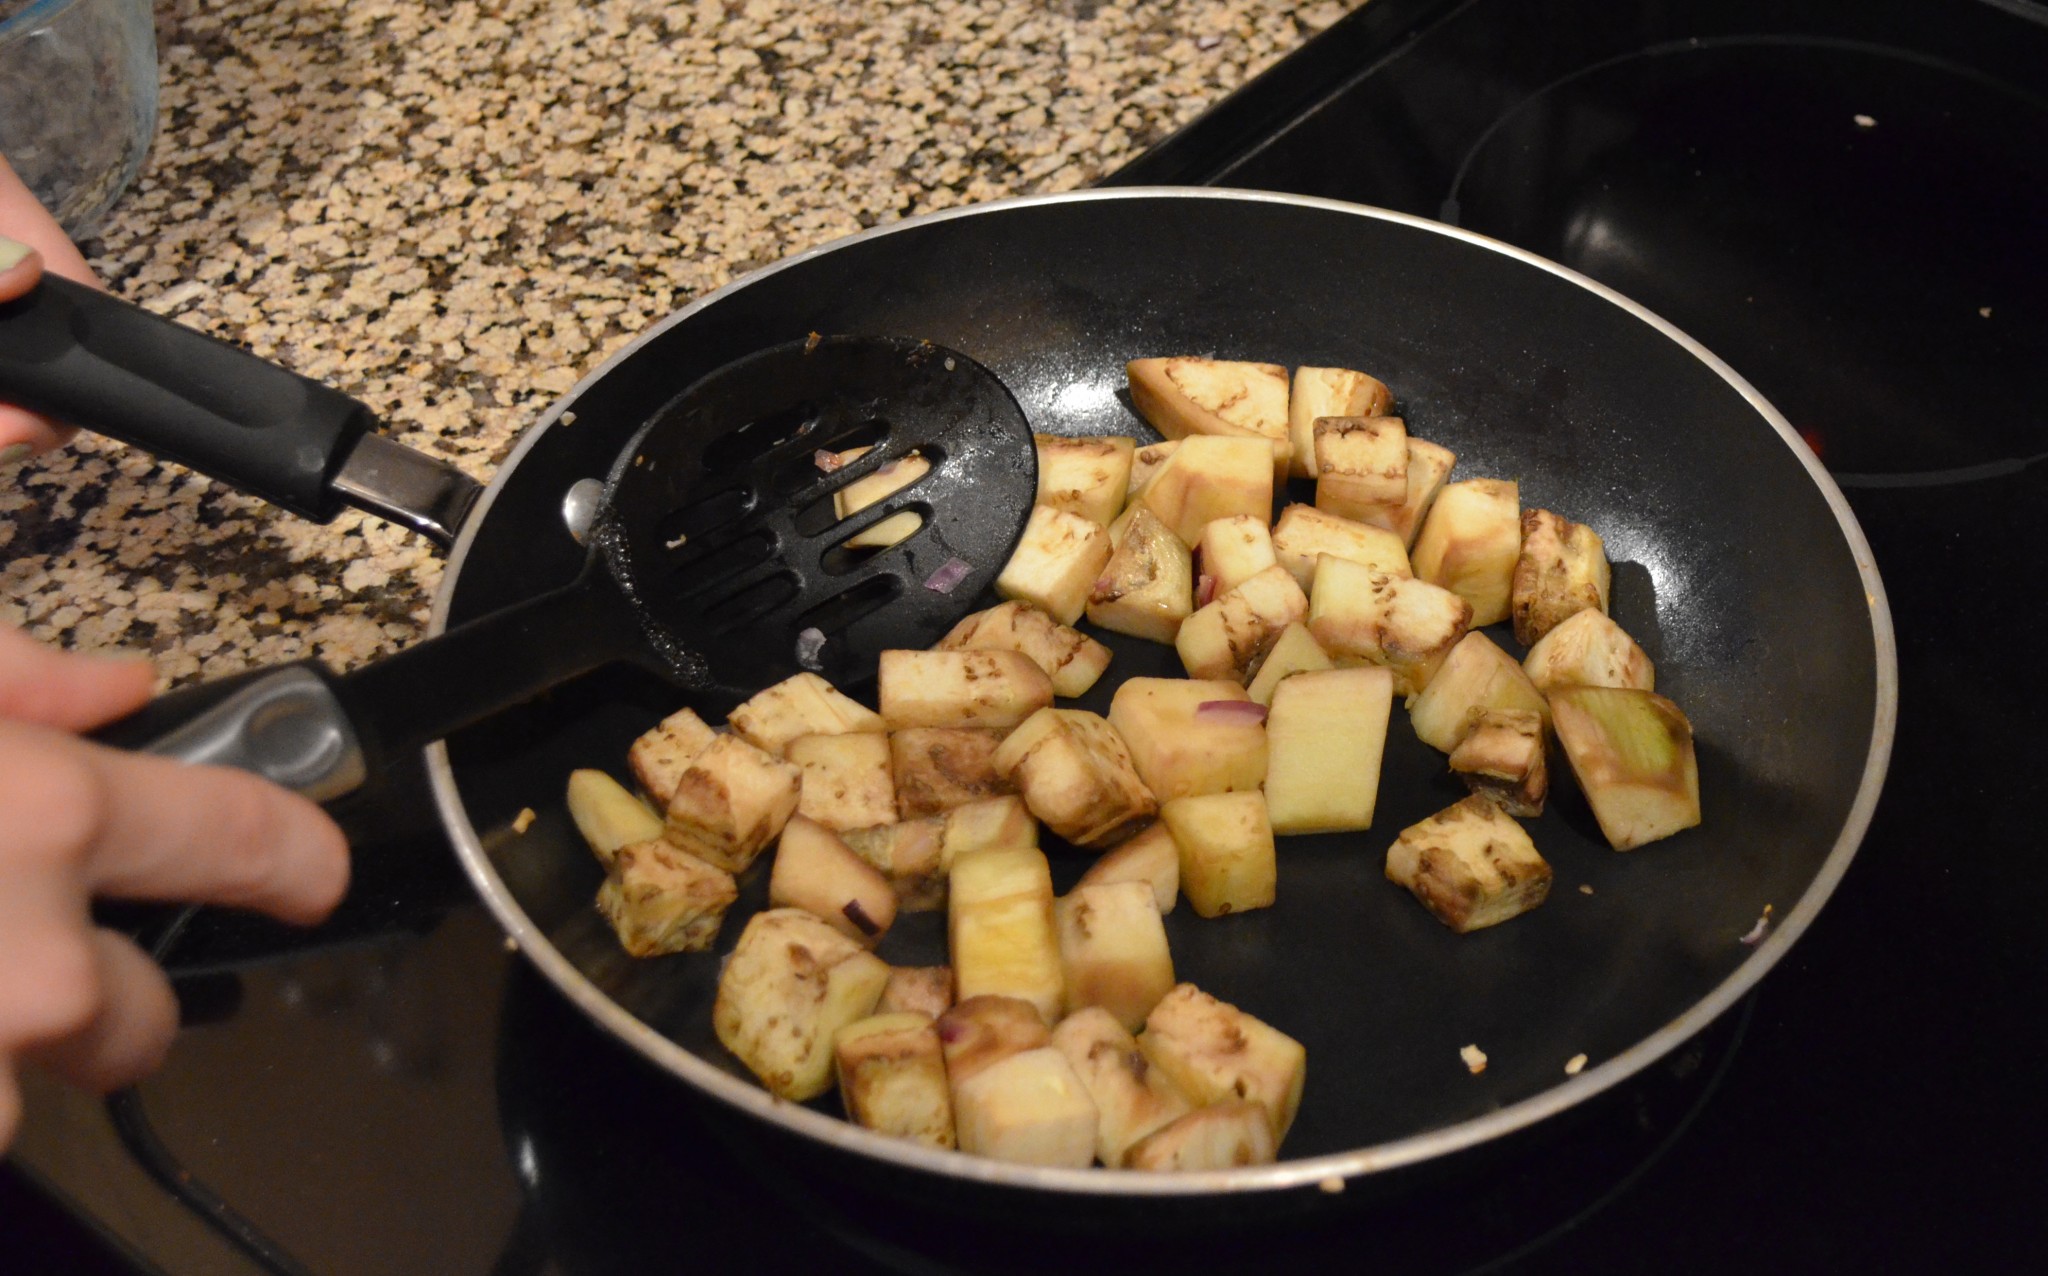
left=0, top=236, right=30, bottom=271
left=0, top=443, right=32, bottom=468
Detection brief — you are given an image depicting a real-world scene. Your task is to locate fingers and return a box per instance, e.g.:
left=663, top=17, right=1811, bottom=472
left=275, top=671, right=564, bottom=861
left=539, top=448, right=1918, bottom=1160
left=0, top=234, right=38, bottom=300
left=87, top=742, right=353, bottom=924
left=21, top=929, right=179, bottom=1094
left=0, top=819, right=171, bottom=1116
left=0, top=672, right=350, bottom=1148
left=0, top=925, right=174, bottom=1151
left=0, top=237, right=72, bottom=457
left=0, top=237, right=81, bottom=457
left=0, top=720, right=351, bottom=926
left=0, top=624, right=157, bottom=732
left=2, top=154, right=99, bottom=457
left=0, top=413, right=77, bottom=461
left=0, top=157, right=97, bottom=287
left=0, top=827, right=97, bottom=1048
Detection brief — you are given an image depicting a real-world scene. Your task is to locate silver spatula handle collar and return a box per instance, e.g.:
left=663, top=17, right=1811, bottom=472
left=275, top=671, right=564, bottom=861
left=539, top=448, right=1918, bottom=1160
left=144, top=667, right=368, bottom=803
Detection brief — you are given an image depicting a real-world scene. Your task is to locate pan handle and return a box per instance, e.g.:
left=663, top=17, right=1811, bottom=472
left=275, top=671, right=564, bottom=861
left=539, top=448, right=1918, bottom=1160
left=94, top=572, right=655, bottom=801
left=0, top=276, right=481, bottom=546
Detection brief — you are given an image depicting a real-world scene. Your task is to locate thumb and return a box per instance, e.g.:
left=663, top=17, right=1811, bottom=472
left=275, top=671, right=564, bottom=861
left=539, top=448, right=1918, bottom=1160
left=0, top=625, right=157, bottom=732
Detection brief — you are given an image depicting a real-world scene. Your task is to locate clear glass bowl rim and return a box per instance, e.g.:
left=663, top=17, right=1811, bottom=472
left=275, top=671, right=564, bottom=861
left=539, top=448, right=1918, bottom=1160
left=0, top=0, right=92, bottom=43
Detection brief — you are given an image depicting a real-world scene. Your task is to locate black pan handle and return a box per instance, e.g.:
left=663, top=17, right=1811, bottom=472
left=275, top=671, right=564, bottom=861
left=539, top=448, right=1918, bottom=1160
left=95, top=571, right=654, bottom=801
left=0, top=276, right=481, bottom=544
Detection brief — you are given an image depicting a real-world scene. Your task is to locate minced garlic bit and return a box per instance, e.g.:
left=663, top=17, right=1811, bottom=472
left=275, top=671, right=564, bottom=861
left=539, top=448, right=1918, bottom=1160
left=1460, top=1044, right=1488, bottom=1075
left=511, top=807, right=537, bottom=834
left=1318, top=1175, right=1346, bottom=1195
left=795, top=626, right=828, bottom=670
left=1740, top=903, right=1775, bottom=946
left=1578, top=884, right=1594, bottom=895
left=1565, top=1053, right=1588, bottom=1076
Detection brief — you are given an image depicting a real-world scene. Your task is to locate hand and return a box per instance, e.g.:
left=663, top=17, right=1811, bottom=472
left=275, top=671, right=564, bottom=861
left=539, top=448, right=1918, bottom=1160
left=0, top=624, right=351, bottom=1150
left=2, top=151, right=101, bottom=459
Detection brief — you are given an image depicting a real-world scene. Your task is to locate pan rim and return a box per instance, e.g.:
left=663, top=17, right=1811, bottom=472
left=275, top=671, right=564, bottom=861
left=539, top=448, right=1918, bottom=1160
left=424, top=186, right=1898, bottom=1196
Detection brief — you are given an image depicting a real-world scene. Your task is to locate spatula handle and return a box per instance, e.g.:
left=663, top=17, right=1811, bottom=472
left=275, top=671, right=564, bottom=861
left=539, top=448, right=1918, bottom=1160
left=0, top=275, right=372, bottom=521
left=93, top=573, right=658, bottom=801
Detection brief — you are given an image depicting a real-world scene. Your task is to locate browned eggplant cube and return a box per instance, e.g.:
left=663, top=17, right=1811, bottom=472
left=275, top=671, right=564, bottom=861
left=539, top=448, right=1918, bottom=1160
left=788, top=730, right=897, bottom=831
left=834, top=1012, right=955, bottom=1149
left=768, top=815, right=899, bottom=944
left=938, top=599, right=1112, bottom=698
left=1548, top=687, right=1701, bottom=850
left=663, top=733, right=803, bottom=873
left=566, top=769, right=666, bottom=870
left=878, top=965, right=956, bottom=1019
left=991, top=708, right=1158, bottom=849
left=596, top=839, right=739, bottom=957
left=1139, top=983, right=1306, bottom=1146
left=1385, top=795, right=1553, bottom=931
left=935, top=994, right=1051, bottom=1087
left=891, top=726, right=1015, bottom=819
left=727, top=671, right=885, bottom=757
left=878, top=648, right=1054, bottom=730
left=1511, top=507, right=1612, bottom=646
left=1447, top=708, right=1549, bottom=817
left=713, top=909, right=891, bottom=1101
left=1050, top=1006, right=1192, bottom=1166
left=626, top=707, right=718, bottom=806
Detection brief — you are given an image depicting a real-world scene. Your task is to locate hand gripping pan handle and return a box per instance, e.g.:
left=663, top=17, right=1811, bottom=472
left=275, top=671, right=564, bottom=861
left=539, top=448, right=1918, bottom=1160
left=0, top=276, right=480, bottom=544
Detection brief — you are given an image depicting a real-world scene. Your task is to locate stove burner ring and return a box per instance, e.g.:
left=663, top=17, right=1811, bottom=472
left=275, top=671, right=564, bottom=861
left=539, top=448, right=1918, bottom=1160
left=1830, top=450, right=2048, bottom=490
left=1445, top=35, right=2048, bottom=487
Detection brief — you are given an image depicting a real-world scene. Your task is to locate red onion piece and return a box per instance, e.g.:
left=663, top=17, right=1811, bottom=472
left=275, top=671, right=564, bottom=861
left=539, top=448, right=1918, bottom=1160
left=923, top=557, right=972, bottom=594
left=1194, top=699, right=1268, bottom=725
left=1196, top=573, right=1217, bottom=607
left=842, top=900, right=881, bottom=938
left=814, top=448, right=846, bottom=472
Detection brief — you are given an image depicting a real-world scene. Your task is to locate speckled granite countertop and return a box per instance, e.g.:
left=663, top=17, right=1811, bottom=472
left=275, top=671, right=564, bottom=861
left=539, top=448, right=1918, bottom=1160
left=1, top=0, right=1360, bottom=685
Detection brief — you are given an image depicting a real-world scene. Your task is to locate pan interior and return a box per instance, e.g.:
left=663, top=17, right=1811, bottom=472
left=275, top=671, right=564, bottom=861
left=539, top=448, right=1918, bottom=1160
left=435, top=193, right=1884, bottom=1173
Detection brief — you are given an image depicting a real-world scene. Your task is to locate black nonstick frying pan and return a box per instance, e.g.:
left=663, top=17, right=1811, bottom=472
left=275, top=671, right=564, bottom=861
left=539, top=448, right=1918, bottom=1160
left=9, top=189, right=1897, bottom=1205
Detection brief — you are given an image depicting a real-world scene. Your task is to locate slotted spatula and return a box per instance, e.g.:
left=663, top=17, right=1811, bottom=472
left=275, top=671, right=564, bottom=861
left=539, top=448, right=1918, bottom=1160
left=0, top=278, right=1038, bottom=800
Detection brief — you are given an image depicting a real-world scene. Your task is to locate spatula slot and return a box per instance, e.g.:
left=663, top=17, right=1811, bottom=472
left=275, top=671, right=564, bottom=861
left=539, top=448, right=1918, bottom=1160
left=792, top=452, right=933, bottom=540
left=823, top=510, right=926, bottom=572
left=701, top=570, right=801, bottom=632
left=700, top=401, right=823, bottom=473
left=656, top=485, right=755, bottom=550
left=794, top=575, right=905, bottom=641
left=773, top=421, right=893, bottom=497
left=669, top=530, right=777, bottom=596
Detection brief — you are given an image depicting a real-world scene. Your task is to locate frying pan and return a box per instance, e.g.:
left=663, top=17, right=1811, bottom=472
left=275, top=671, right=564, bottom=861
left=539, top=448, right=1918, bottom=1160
left=15, top=189, right=1897, bottom=1204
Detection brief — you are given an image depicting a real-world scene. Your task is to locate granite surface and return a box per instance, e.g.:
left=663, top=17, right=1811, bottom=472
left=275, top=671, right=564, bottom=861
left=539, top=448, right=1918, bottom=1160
left=1, top=0, right=1361, bottom=685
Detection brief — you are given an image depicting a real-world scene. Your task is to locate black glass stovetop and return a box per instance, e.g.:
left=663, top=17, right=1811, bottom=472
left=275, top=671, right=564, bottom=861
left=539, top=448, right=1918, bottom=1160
left=10, top=0, right=2047, bottom=1271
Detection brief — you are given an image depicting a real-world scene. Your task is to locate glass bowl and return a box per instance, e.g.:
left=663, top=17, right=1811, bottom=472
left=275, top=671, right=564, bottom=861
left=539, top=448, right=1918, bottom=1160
left=0, top=0, right=158, bottom=238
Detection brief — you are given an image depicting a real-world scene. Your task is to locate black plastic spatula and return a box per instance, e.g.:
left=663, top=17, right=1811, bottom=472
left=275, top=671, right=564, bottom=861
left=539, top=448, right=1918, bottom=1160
left=0, top=279, right=1038, bottom=799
